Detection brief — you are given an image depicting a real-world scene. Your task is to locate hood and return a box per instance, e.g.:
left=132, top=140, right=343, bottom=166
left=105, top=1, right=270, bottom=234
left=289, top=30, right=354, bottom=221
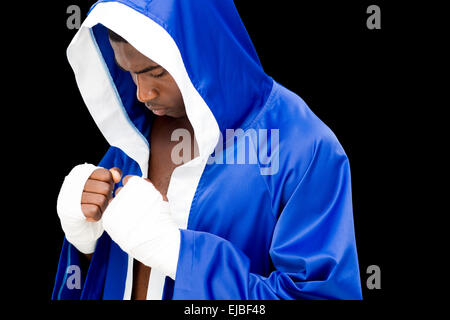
left=67, top=0, right=274, bottom=175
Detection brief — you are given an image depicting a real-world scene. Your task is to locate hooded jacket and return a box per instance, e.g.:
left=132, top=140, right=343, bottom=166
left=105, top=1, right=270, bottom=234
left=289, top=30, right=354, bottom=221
left=53, top=0, right=362, bottom=300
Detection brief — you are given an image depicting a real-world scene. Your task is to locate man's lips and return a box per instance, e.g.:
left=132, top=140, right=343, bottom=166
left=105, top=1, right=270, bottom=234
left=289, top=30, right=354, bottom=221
left=146, top=104, right=168, bottom=115
left=146, top=103, right=166, bottom=110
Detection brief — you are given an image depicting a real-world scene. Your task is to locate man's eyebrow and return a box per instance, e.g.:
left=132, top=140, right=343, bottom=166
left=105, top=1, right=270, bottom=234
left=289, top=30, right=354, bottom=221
left=114, top=56, right=162, bottom=74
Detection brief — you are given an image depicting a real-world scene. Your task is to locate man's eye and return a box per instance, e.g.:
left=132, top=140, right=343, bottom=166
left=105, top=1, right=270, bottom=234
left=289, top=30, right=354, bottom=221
left=149, top=70, right=166, bottom=78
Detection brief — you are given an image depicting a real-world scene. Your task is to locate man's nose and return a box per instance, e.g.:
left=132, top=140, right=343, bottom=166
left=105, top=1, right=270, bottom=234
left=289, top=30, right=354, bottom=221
left=135, top=74, right=159, bottom=103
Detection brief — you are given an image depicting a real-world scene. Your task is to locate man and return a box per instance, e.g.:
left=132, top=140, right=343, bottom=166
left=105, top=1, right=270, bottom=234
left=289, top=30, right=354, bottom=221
left=53, top=0, right=362, bottom=300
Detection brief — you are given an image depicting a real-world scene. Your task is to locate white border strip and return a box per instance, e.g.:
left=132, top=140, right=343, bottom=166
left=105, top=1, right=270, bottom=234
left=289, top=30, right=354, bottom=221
left=67, top=26, right=150, bottom=176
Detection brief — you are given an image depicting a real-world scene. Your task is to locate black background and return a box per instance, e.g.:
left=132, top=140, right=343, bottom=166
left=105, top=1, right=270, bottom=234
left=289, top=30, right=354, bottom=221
left=6, top=0, right=422, bottom=313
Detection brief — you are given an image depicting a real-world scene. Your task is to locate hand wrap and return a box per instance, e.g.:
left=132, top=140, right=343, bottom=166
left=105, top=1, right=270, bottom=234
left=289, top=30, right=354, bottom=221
left=57, top=163, right=104, bottom=254
left=103, top=176, right=180, bottom=280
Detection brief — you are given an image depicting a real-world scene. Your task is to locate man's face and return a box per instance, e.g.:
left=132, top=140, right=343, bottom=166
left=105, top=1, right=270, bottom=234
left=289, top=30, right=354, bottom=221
left=109, top=39, right=186, bottom=118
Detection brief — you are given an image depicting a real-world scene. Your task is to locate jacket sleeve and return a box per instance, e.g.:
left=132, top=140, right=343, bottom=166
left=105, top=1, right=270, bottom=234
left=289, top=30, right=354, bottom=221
left=171, top=137, right=363, bottom=300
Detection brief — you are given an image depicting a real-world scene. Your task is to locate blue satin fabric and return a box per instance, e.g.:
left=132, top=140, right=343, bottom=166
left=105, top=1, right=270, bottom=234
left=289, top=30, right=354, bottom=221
left=170, top=83, right=362, bottom=299
left=53, top=0, right=362, bottom=300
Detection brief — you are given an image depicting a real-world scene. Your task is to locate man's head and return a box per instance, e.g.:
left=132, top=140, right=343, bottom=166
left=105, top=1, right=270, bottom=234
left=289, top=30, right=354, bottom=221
left=108, top=29, right=186, bottom=118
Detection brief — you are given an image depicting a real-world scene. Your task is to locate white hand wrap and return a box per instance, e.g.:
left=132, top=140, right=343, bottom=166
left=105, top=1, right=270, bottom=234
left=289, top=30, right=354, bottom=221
left=102, top=176, right=180, bottom=280
left=57, top=163, right=104, bottom=254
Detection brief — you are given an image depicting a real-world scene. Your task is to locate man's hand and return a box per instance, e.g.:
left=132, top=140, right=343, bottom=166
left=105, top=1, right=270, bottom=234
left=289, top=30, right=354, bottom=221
left=81, top=167, right=122, bottom=222
left=102, top=176, right=179, bottom=279
left=57, top=164, right=123, bottom=254
left=115, top=175, right=168, bottom=201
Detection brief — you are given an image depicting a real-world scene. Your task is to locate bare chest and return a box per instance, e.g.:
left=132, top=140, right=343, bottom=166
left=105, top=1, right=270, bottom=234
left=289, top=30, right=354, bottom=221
left=147, top=116, right=198, bottom=200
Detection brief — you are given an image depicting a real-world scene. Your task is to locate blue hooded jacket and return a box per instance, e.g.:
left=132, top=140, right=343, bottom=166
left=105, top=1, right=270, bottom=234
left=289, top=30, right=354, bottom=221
left=53, top=0, right=362, bottom=300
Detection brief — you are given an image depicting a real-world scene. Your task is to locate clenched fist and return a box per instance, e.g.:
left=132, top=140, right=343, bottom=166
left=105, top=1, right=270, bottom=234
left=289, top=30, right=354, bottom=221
left=57, top=163, right=123, bottom=254
left=102, top=175, right=180, bottom=279
left=82, top=167, right=122, bottom=222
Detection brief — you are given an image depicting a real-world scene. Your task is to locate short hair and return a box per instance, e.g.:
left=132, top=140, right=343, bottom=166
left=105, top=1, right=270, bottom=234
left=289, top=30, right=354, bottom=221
left=108, top=28, right=128, bottom=43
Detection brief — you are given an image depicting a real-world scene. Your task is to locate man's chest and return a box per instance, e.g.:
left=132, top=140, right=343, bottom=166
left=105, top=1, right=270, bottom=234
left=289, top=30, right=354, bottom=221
left=148, top=144, right=178, bottom=201
left=147, top=116, right=198, bottom=199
